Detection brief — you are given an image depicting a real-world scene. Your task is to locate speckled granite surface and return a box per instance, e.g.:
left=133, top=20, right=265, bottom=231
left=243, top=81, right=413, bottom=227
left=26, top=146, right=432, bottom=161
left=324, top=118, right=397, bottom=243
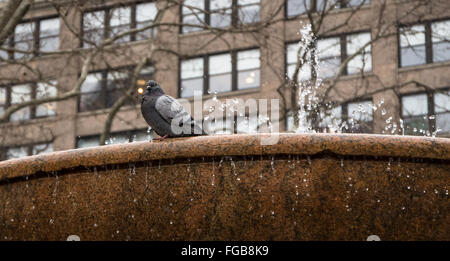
left=0, top=134, right=449, bottom=240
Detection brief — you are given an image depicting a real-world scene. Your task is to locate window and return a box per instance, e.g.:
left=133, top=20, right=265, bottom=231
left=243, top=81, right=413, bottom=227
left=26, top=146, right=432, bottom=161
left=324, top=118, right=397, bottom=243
left=287, top=100, right=373, bottom=133
left=209, top=53, right=232, bottom=93
left=205, top=116, right=235, bottom=135
left=205, top=114, right=259, bottom=134
left=82, top=2, right=157, bottom=48
left=402, top=93, right=429, bottom=135
left=39, top=18, right=60, bottom=52
left=238, top=0, right=260, bottom=24
left=286, top=42, right=312, bottom=82
left=237, top=49, right=260, bottom=89
left=401, top=90, right=450, bottom=135
left=79, top=66, right=154, bottom=112
left=434, top=91, right=450, bottom=134
left=10, top=84, right=32, bottom=122
left=0, top=41, right=9, bottom=60
left=14, top=22, right=35, bottom=59
left=36, top=81, right=58, bottom=117
left=210, top=0, right=232, bottom=28
left=431, top=20, right=450, bottom=62
left=76, top=129, right=151, bottom=148
left=399, top=25, right=426, bottom=67
left=135, top=65, right=155, bottom=100
left=346, top=33, right=372, bottom=74
left=287, top=0, right=311, bottom=18
left=0, top=81, right=57, bottom=122
left=318, top=100, right=373, bottom=133
left=316, top=105, right=342, bottom=132
left=76, top=135, right=99, bottom=149
left=399, top=19, right=450, bottom=67
left=110, top=7, right=132, bottom=43
left=180, top=49, right=260, bottom=98
left=345, top=100, right=373, bottom=133
left=181, top=0, right=206, bottom=33
left=317, top=37, right=341, bottom=78
left=180, top=58, right=204, bottom=97
left=5, top=142, right=53, bottom=160
left=286, top=0, right=370, bottom=18
left=0, top=87, right=7, bottom=119
left=136, top=2, right=158, bottom=40
left=286, top=32, right=371, bottom=81
left=79, top=73, right=104, bottom=112
left=83, top=11, right=105, bottom=47
left=181, top=0, right=260, bottom=34
left=1, top=17, right=60, bottom=60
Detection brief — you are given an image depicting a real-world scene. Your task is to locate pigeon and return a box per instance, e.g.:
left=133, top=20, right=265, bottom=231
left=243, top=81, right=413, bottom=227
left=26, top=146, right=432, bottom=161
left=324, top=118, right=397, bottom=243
left=141, top=80, right=204, bottom=140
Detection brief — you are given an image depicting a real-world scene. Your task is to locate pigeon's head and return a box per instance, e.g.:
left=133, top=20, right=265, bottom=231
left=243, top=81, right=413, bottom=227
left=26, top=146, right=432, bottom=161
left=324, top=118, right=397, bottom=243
left=144, top=80, right=164, bottom=96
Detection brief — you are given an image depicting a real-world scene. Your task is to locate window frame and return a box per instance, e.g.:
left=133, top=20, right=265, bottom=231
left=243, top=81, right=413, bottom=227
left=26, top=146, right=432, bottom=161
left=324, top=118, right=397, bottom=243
left=206, top=110, right=261, bottom=134
left=179, top=0, right=261, bottom=34
left=398, top=17, right=450, bottom=68
left=285, top=0, right=371, bottom=19
left=400, top=88, right=450, bottom=135
left=81, top=0, right=157, bottom=48
left=77, top=65, right=154, bottom=113
left=1, top=15, right=60, bottom=60
left=316, top=99, right=374, bottom=133
left=0, top=81, right=58, bottom=122
left=342, top=99, right=374, bottom=133
left=286, top=98, right=374, bottom=133
left=285, top=30, right=372, bottom=81
left=178, top=47, right=261, bottom=98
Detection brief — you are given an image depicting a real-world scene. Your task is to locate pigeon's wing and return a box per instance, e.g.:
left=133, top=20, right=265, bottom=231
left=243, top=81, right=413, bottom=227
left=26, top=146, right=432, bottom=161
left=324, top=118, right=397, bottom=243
left=155, top=95, right=191, bottom=124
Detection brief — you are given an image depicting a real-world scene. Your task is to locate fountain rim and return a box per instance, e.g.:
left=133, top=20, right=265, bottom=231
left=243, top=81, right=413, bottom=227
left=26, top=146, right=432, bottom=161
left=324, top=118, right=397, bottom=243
left=0, top=133, right=449, bottom=180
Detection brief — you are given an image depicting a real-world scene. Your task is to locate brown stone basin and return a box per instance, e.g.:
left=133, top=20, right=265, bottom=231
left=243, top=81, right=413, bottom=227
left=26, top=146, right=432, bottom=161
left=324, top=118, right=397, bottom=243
left=0, top=133, right=449, bottom=241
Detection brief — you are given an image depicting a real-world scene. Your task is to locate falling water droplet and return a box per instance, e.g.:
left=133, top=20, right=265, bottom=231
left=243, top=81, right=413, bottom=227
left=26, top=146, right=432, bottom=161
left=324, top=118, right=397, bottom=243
left=67, top=235, right=80, bottom=241
left=367, top=235, right=381, bottom=241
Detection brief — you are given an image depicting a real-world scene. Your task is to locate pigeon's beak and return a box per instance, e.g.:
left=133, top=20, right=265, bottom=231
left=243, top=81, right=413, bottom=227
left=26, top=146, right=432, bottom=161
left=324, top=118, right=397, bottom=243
left=137, top=87, right=144, bottom=95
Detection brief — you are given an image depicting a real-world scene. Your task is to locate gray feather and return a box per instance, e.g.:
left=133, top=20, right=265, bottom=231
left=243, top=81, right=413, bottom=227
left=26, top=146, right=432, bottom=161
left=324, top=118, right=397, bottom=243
left=155, top=95, right=191, bottom=124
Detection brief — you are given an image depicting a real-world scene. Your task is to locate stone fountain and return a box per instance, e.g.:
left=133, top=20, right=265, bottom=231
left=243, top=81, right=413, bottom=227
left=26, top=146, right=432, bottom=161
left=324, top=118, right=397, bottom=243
left=0, top=133, right=448, bottom=240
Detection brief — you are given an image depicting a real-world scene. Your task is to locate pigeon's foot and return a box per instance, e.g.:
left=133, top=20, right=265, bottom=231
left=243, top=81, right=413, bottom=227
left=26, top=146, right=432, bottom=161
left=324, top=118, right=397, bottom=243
left=153, top=134, right=169, bottom=142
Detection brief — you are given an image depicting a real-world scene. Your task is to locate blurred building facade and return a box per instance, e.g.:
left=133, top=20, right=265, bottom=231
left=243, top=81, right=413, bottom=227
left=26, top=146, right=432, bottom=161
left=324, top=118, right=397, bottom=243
left=0, top=0, right=449, bottom=161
